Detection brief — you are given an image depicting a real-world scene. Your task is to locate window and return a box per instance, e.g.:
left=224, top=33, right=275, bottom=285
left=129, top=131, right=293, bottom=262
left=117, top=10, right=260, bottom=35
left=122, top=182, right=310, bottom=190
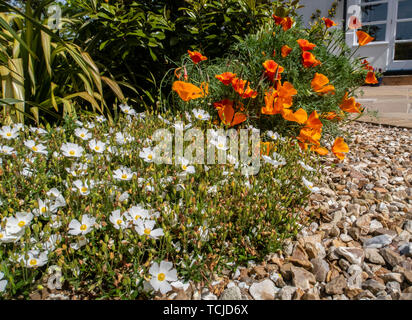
left=359, top=0, right=388, bottom=43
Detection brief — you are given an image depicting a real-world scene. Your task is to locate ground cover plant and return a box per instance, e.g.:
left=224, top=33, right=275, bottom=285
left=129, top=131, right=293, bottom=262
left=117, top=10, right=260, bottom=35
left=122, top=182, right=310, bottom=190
left=0, top=109, right=319, bottom=298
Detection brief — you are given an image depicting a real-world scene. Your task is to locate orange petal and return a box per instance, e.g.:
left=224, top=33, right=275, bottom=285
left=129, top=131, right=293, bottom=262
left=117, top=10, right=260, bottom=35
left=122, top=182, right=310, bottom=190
left=356, top=31, right=374, bottom=46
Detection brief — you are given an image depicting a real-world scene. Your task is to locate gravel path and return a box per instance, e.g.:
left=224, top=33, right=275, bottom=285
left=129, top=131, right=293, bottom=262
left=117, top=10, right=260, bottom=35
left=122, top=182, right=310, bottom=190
left=161, top=121, right=412, bottom=300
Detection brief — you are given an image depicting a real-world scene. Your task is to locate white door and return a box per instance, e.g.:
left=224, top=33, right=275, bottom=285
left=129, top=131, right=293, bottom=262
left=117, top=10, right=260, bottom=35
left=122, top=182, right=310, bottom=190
left=388, top=0, right=412, bottom=70
left=349, top=0, right=412, bottom=71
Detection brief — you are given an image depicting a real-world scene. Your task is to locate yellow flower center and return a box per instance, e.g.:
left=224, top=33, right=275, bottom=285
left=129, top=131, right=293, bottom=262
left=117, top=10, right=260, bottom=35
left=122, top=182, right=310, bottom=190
left=198, top=115, right=203, bottom=119
left=157, top=273, right=166, bottom=281
left=116, top=219, right=123, bottom=225
left=80, top=133, right=85, bottom=137
left=0, top=233, right=3, bottom=239
left=69, top=150, right=75, bottom=156
left=121, top=174, right=128, bottom=180
left=148, top=154, right=153, bottom=160
left=80, top=224, right=87, bottom=231
left=6, top=132, right=11, bottom=137
left=144, top=228, right=151, bottom=235
left=81, top=187, right=88, bottom=193
left=218, top=143, right=223, bottom=148
left=95, top=146, right=100, bottom=151
left=182, top=165, right=187, bottom=170
left=41, top=207, right=47, bottom=213
left=32, top=146, right=38, bottom=152
left=18, top=221, right=26, bottom=227
left=134, top=215, right=140, bottom=221
left=29, top=259, right=37, bottom=266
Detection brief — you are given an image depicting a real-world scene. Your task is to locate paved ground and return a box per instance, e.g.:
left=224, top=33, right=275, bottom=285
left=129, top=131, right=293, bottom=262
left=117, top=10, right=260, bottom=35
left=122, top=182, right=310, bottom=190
left=355, top=85, right=412, bottom=128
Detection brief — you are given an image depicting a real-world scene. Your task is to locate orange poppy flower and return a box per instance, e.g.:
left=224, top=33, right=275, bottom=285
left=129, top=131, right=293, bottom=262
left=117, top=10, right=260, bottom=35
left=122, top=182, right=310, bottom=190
left=281, top=108, right=308, bottom=124
left=340, top=92, right=362, bottom=113
left=297, top=39, right=316, bottom=51
left=311, top=145, right=329, bottom=155
left=240, top=84, right=258, bottom=99
left=216, top=72, right=237, bottom=86
left=261, top=88, right=279, bottom=115
left=365, top=71, right=378, bottom=84
left=332, top=137, right=349, bottom=160
left=213, top=99, right=247, bottom=127
left=348, top=15, right=362, bottom=30
left=263, top=60, right=284, bottom=81
left=297, top=127, right=322, bottom=146
left=356, top=31, right=374, bottom=46
left=231, top=77, right=247, bottom=94
left=231, top=78, right=257, bottom=99
left=302, top=51, right=321, bottom=68
left=311, top=73, right=335, bottom=95
left=272, top=15, right=294, bottom=31
left=281, top=45, right=292, bottom=57
left=187, top=50, right=207, bottom=64
left=261, top=82, right=297, bottom=115
left=172, top=81, right=208, bottom=102
left=306, top=110, right=323, bottom=129
left=322, top=17, right=337, bottom=28
left=322, top=111, right=343, bottom=120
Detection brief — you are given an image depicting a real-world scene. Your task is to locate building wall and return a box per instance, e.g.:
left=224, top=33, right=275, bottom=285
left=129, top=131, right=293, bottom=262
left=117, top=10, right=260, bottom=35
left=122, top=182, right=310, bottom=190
left=297, top=0, right=344, bottom=27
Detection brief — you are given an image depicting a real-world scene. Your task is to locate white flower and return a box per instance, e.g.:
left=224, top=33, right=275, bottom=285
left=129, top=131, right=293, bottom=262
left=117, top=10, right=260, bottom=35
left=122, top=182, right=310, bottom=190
left=0, top=126, right=19, bottom=140
left=139, top=147, right=155, bottom=163
left=24, top=140, right=48, bottom=155
left=298, top=160, right=315, bottom=172
left=109, top=210, right=127, bottom=230
left=46, top=188, right=66, bottom=210
left=267, top=130, right=280, bottom=140
left=112, top=167, right=136, bottom=181
left=84, top=122, right=95, bottom=129
left=211, top=135, right=228, bottom=150
left=29, top=127, right=47, bottom=135
left=179, top=157, right=195, bottom=174
left=68, top=215, right=96, bottom=235
left=149, top=261, right=178, bottom=295
left=126, top=205, right=151, bottom=225
left=95, top=115, right=107, bottom=123
left=70, top=235, right=88, bottom=250
left=0, top=145, right=16, bottom=155
left=20, top=250, right=48, bottom=268
left=0, top=272, right=7, bottom=293
left=74, top=128, right=92, bottom=141
left=33, top=199, right=55, bottom=217
left=192, top=108, right=210, bottom=121
left=118, top=191, right=130, bottom=202
left=65, top=162, right=88, bottom=177
left=135, top=220, right=164, bottom=239
left=173, top=122, right=192, bottom=131
left=61, top=143, right=84, bottom=158
left=89, top=139, right=106, bottom=153
left=119, top=104, right=136, bottom=116
left=302, top=177, right=320, bottom=193
left=73, top=179, right=93, bottom=196
left=115, top=132, right=134, bottom=145
left=0, top=226, right=22, bottom=243
left=262, top=155, right=282, bottom=167
left=5, top=212, right=33, bottom=235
